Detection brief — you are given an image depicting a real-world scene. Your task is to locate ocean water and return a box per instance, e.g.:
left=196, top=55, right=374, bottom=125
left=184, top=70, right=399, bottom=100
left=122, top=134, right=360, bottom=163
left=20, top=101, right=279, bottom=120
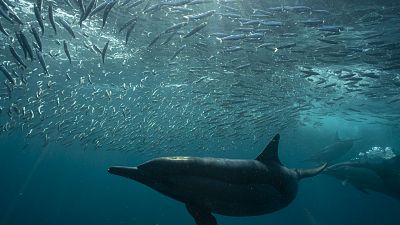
left=1, top=0, right=399, bottom=225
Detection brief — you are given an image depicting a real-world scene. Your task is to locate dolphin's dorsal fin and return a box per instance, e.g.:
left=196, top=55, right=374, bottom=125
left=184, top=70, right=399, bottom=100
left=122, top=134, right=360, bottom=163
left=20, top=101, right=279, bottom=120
left=256, top=134, right=281, bottom=165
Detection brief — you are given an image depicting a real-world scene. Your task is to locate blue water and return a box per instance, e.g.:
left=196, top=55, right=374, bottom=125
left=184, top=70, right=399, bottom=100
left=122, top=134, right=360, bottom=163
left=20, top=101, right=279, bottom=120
left=1, top=119, right=399, bottom=225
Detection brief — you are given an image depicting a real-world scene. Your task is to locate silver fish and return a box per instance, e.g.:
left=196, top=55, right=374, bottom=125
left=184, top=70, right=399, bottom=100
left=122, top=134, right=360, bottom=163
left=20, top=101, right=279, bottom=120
left=184, top=10, right=215, bottom=20
left=8, top=10, right=23, bottom=25
left=48, top=3, right=57, bottom=34
left=0, top=5, right=13, bottom=23
left=0, top=64, right=15, bottom=85
left=89, top=0, right=108, bottom=18
left=35, top=48, right=49, bottom=74
left=102, top=40, right=109, bottom=64
left=31, top=25, right=42, bottom=51
left=163, top=22, right=188, bottom=34
left=33, top=3, right=44, bottom=35
left=0, top=20, right=9, bottom=36
left=148, top=33, right=162, bottom=48
left=19, top=32, right=34, bottom=60
left=63, top=40, right=72, bottom=64
left=79, top=0, right=97, bottom=27
left=37, top=0, right=43, bottom=12
left=102, top=0, right=118, bottom=29
left=125, top=22, right=135, bottom=45
left=58, top=19, right=76, bottom=38
left=119, top=17, right=137, bottom=33
left=170, top=44, right=186, bottom=60
left=183, top=22, right=208, bottom=38
left=9, top=45, right=27, bottom=69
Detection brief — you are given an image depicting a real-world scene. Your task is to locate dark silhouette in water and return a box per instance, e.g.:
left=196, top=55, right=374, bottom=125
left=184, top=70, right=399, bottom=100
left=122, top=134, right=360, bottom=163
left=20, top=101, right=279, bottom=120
left=324, top=155, right=400, bottom=200
left=304, top=132, right=359, bottom=164
left=108, top=134, right=327, bottom=225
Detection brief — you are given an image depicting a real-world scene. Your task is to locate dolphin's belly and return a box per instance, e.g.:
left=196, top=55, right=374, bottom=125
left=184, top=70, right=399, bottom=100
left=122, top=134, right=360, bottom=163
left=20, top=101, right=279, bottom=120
left=162, top=175, right=291, bottom=216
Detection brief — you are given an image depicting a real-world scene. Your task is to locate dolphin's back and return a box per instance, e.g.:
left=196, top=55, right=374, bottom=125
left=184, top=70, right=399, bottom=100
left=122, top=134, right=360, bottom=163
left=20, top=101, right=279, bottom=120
left=307, top=140, right=354, bottom=163
left=139, top=157, right=276, bottom=184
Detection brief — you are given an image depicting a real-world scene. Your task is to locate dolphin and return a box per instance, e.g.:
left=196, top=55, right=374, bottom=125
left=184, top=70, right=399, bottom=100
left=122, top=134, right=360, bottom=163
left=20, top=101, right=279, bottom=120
left=108, top=134, right=327, bottom=225
left=324, top=156, right=400, bottom=200
left=304, top=132, right=359, bottom=164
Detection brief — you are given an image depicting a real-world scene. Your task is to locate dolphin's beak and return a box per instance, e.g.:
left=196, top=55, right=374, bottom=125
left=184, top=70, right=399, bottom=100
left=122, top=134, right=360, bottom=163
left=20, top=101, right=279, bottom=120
left=108, top=166, right=149, bottom=184
left=108, top=166, right=138, bottom=178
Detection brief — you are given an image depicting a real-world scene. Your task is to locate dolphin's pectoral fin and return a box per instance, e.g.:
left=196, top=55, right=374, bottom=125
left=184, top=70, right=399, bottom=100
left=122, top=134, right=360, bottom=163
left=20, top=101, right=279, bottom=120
left=256, top=134, right=282, bottom=165
left=186, top=203, right=217, bottom=225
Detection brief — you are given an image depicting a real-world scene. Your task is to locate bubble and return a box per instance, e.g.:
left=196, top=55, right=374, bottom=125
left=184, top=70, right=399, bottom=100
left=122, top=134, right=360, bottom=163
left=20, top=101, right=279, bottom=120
left=353, top=146, right=395, bottom=162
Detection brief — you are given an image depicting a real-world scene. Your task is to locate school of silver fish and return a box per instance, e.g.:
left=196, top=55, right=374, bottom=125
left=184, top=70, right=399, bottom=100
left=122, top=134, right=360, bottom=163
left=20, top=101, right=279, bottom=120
left=0, top=0, right=399, bottom=153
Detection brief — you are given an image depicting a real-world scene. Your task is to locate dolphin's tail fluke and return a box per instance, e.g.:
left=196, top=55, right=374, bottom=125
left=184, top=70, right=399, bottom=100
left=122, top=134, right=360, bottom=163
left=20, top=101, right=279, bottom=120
left=295, top=163, right=327, bottom=179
